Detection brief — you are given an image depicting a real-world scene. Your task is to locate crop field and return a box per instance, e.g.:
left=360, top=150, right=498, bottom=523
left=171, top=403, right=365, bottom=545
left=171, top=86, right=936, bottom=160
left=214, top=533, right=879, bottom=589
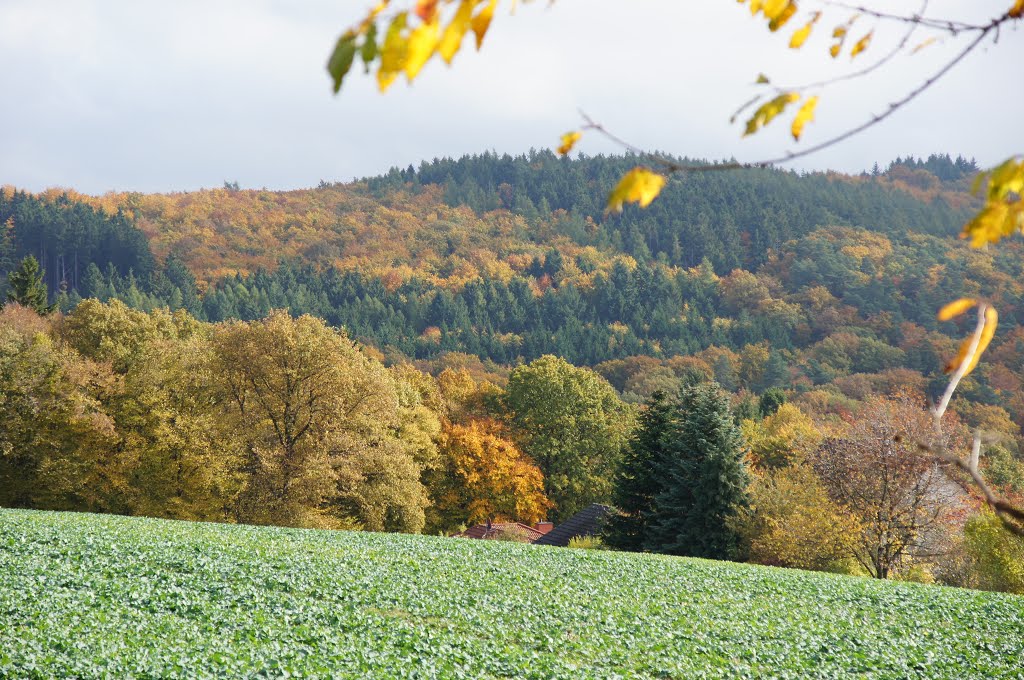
left=1, top=510, right=1022, bottom=678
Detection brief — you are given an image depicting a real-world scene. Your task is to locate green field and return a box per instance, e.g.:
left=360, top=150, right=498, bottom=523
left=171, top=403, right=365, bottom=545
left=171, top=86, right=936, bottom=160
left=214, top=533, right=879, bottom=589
left=1, top=510, right=1022, bottom=678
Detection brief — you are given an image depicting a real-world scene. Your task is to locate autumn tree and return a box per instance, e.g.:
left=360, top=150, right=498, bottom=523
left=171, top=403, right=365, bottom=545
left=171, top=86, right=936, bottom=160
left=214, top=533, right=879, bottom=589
left=504, top=355, right=633, bottom=521
left=211, top=310, right=431, bottom=531
left=427, top=418, right=550, bottom=532
left=0, top=305, right=120, bottom=511
left=733, top=464, right=861, bottom=572
left=812, top=396, right=968, bottom=578
left=742, top=402, right=823, bottom=469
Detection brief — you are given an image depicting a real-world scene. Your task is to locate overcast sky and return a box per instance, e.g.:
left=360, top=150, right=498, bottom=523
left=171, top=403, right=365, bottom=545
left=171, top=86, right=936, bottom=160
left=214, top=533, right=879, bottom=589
left=1, top=0, right=1021, bottom=194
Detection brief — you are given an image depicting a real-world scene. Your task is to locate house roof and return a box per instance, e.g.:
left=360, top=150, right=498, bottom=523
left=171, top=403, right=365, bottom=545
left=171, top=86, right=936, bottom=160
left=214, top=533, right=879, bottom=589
left=533, top=504, right=613, bottom=547
left=454, top=522, right=545, bottom=541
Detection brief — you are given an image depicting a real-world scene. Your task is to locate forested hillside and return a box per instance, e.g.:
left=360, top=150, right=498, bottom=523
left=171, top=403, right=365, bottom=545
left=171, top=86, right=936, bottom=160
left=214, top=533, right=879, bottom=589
left=2, top=152, right=1023, bottom=590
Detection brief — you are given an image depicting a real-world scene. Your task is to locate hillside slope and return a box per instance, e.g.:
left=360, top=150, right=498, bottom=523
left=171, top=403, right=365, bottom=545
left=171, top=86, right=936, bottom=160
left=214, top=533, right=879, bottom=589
left=1, top=509, right=1021, bottom=678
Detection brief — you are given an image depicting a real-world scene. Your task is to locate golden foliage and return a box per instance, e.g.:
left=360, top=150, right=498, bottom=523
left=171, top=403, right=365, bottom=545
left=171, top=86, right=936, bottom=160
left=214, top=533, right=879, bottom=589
left=606, top=168, right=666, bottom=212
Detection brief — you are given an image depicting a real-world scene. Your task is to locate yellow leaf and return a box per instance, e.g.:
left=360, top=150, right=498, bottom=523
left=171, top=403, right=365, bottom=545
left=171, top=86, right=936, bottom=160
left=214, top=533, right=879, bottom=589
left=769, top=2, right=797, bottom=30
left=404, top=18, right=440, bottom=80
left=607, top=168, right=666, bottom=212
left=471, top=0, right=497, bottom=50
left=750, top=0, right=764, bottom=16
left=945, top=306, right=998, bottom=375
left=850, top=31, right=872, bottom=58
left=937, top=298, right=978, bottom=321
left=414, top=0, right=440, bottom=21
left=756, top=73, right=771, bottom=84
left=790, top=96, right=818, bottom=141
left=439, top=0, right=474, bottom=63
left=1011, top=0, right=1024, bottom=18
left=377, top=12, right=409, bottom=92
left=743, top=92, right=799, bottom=137
left=557, top=131, right=582, bottom=156
left=962, top=157, right=1024, bottom=247
left=912, top=37, right=937, bottom=54
left=762, top=0, right=787, bottom=20
left=789, top=13, right=820, bottom=48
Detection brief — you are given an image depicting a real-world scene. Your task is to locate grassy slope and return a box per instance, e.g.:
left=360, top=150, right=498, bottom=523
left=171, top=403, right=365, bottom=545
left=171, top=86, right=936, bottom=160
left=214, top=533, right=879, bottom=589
left=1, top=510, right=1021, bottom=679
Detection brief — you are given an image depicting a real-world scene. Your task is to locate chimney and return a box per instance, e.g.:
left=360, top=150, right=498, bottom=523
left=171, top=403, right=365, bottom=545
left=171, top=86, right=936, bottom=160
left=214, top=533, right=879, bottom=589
left=534, top=521, right=554, bottom=535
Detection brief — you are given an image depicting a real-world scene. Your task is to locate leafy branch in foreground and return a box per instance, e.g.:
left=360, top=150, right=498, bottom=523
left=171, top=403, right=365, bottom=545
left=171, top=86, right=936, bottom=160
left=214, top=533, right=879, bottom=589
left=927, top=300, right=1024, bottom=536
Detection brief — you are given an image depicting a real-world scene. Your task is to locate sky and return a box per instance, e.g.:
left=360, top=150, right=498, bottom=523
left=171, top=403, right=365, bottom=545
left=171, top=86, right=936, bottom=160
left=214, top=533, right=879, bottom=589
left=1, top=0, right=1021, bottom=194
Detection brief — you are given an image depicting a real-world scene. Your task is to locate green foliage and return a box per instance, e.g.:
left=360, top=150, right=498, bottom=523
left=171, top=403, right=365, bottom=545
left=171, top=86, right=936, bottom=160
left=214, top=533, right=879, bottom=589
left=733, top=464, right=860, bottom=571
left=567, top=535, right=606, bottom=550
left=964, top=512, right=1024, bottom=594
left=2, top=509, right=1023, bottom=678
left=504, top=355, right=633, bottom=521
left=759, top=388, right=787, bottom=417
left=646, top=382, right=750, bottom=559
left=5, top=256, right=52, bottom=314
left=604, top=391, right=674, bottom=552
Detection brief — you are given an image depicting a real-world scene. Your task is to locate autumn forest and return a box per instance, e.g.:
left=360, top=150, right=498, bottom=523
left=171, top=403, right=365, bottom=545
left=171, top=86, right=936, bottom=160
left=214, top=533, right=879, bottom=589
left=2, top=151, right=1022, bottom=592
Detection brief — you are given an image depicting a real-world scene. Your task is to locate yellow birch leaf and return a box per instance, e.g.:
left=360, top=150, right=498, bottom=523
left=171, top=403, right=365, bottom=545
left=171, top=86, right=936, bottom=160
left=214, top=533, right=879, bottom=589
left=405, top=18, right=440, bottom=80
left=790, top=96, right=818, bottom=141
left=945, top=306, right=998, bottom=375
left=769, top=2, right=797, bottom=30
left=607, top=168, right=666, bottom=212
left=1011, top=0, right=1024, bottom=18
left=744, top=92, right=799, bottom=137
left=851, top=31, right=872, bottom=58
left=377, top=12, right=409, bottom=92
left=937, top=298, right=978, bottom=321
left=439, top=0, right=474, bottom=63
left=789, top=13, right=820, bottom=48
left=471, top=0, right=498, bottom=50
left=750, top=0, right=764, bottom=16
left=557, top=131, right=582, bottom=156
left=762, top=0, right=788, bottom=20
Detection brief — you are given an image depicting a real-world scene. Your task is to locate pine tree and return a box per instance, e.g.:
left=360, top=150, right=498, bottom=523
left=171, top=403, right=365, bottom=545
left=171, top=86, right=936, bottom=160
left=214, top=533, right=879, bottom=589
left=5, top=255, right=53, bottom=314
left=646, top=382, right=750, bottom=559
left=605, top=391, right=675, bottom=551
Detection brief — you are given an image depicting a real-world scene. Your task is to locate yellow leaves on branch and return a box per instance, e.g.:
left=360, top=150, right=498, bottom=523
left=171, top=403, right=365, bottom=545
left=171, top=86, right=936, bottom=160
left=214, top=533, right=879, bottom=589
left=743, top=92, right=799, bottom=137
left=607, top=168, right=666, bottom=213
left=328, top=0, right=503, bottom=94
left=790, top=96, right=817, bottom=141
left=744, top=0, right=798, bottom=31
left=850, top=31, right=872, bottom=58
left=789, top=12, right=820, bottom=49
left=938, top=300, right=998, bottom=377
left=962, top=156, right=1024, bottom=247
left=556, top=131, right=582, bottom=156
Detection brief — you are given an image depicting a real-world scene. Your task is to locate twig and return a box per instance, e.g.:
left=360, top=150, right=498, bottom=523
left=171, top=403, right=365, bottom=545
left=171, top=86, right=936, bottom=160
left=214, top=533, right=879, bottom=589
left=920, top=304, right=1024, bottom=537
left=580, top=9, right=1017, bottom=176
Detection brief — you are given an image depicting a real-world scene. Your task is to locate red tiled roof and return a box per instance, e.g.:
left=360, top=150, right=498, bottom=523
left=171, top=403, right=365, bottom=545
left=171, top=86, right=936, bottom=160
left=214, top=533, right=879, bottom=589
left=454, top=522, right=545, bottom=542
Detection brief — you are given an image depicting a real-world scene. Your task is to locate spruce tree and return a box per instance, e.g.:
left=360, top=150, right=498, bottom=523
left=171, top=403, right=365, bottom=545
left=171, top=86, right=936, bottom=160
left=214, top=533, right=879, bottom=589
left=605, top=391, right=674, bottom=551
left=646, top=382, right=750, bottom=559
left=5, top=255, right=53, bottom=314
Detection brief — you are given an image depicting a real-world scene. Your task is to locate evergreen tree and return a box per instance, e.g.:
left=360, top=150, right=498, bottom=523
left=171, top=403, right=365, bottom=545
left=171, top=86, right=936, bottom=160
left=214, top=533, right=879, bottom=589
left=5, top=255, right=53, bottom=314
left=646, top=382, right=749, bottom=559
left=605, top=391, right=674, bottom=551
left=758, top=388, right=787, bottom=418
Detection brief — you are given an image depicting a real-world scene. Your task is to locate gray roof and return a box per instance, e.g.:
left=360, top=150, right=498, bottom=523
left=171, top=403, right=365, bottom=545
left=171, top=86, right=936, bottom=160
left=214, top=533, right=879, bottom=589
left=533, top=504, right=613, bottom=547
